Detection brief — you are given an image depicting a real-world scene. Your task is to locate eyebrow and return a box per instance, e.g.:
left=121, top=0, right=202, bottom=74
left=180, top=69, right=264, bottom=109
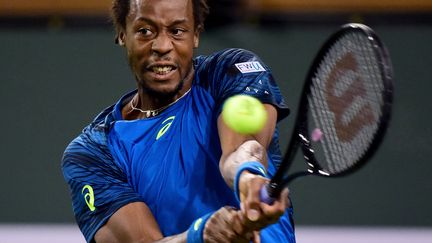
left=135, top=17, right=189, bottom=27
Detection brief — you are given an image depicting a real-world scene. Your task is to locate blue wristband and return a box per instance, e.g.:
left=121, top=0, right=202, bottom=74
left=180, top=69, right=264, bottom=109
left=187, top=212, right=213, bottom=243
left=233, top=161, right=267, bottom=203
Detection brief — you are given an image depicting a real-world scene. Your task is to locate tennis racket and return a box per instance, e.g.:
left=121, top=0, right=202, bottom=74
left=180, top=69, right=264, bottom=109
left=260, top=23, right=394, bottom=204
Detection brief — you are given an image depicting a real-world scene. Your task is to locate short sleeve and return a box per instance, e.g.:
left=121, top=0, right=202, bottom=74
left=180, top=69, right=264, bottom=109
left=194, top=48, right=290, bottom=121
left=61, top=125, right=145, bottom=242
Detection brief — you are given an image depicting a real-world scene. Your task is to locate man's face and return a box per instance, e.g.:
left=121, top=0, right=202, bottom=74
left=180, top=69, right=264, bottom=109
left=120, top=0, right=199, bottom=97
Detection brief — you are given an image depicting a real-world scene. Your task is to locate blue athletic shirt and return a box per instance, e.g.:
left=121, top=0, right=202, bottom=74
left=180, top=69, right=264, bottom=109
left=62, top=48, right=295, bottom=242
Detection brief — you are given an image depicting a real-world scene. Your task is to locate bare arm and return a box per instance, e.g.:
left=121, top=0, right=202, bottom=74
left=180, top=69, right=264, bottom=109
left=218, top=103, right=289, bottom=230
left=94, top=202, right=255, bottom=243
left=218, top=104, right=278, bottom=188
left=94, top=201, right=185, bottom=243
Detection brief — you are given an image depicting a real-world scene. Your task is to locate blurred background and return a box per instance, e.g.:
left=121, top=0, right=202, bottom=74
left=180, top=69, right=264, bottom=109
left=1, top=0, right=432, bottom=242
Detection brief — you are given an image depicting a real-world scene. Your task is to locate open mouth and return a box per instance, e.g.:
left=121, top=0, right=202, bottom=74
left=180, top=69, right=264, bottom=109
left=151, top=66, right=175, bottom=75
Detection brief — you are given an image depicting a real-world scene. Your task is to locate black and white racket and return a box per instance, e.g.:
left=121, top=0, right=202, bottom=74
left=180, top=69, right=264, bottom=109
left=260, top=23, right=394, bottom=203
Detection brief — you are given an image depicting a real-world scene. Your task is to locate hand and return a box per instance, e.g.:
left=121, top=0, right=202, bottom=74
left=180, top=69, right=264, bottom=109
left=203, top=206, right=257, bottom=243
left=238, top=172, right=290, bottom=231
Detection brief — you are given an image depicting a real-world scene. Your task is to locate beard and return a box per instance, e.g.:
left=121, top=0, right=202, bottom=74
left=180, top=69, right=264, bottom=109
left=139, top=78, right=184, bottom=100
left=134, top=63, right=194, bottom=101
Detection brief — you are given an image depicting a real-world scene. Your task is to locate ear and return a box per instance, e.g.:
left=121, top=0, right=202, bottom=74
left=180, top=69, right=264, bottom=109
left=117, top=31, right=126, bottom=46
left=193, top=28, right=201, bottom=48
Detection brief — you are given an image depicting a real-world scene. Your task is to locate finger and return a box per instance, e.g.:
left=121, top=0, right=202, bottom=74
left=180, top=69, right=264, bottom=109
left=240, top=202, right=246, bottom=215
left=243, top=176, right=266, bottom=222
left=237, top=231, right=254, bottom=243
left=204, top=208, right=235, bottom=243
left=238, top=201, right=259, bottom=230
left=251, top=231, right=261, bottom=243
left=259, top=188, right=289, bottom=223
left=236, top=206, right=267, bottom=234
left=224, top=210, right=254, bottom=243
left=281, top=187, right=291, bottom=208
left=219, top=207, right=239, bottom=240
left=231, top=210, right=247, bottom=235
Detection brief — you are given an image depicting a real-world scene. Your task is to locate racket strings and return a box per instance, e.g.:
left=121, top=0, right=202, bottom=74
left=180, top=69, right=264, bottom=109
left=310, top=37, right=353, bottom=173
left=352, top=32, right=384, bottom=153
left=308, top=32, right=385, bottom=174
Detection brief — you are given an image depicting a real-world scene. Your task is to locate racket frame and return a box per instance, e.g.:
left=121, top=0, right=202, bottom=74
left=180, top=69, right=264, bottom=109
left=267, top=23, right=394, bottom=198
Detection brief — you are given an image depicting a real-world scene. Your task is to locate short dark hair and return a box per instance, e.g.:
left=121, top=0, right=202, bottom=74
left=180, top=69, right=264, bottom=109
left=111, top=0, right=209, bottom=42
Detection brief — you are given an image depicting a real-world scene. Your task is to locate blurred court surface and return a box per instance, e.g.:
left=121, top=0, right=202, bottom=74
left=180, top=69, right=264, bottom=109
left=1, top=225, right=432, bottom=243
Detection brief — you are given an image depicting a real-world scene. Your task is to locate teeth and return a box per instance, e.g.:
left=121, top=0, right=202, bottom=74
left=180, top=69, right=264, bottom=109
left=152, top=66, right=173, bottom=74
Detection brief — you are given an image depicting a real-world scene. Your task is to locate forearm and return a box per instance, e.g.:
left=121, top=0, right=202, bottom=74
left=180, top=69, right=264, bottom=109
left=95, top=202, right=187, bottom=243
left=157, top=207, right=252, bottom=243
left=217, top=104, right=277, bottom=189
left=219, top=153, right=241, bottom=189
left=96, top=231, right=186, bottom=243
left=153, top=232, right=187, bottom=243
left=219, top=140, right=267, bottom=189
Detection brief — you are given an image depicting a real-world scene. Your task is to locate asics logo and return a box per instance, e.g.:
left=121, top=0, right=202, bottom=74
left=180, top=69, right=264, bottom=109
left=82, top=185, right=96, bottom=212
left=156, top=116, right=175, bottom=140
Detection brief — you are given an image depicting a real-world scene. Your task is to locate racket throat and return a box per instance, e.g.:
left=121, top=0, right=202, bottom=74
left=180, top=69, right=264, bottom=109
left=265, top=171, right=310, bottom=201
left=285, top=171, right=311, bottom=184
left=267, top=170, right=308, bottom=196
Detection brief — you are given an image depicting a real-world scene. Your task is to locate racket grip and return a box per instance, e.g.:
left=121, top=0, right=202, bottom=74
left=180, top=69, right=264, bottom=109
left=259, top=185, right=275, bottom=205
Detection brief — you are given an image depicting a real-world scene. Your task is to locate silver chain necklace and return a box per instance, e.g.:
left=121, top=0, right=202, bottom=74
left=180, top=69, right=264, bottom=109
left=130, top=88, right=191, bottom=117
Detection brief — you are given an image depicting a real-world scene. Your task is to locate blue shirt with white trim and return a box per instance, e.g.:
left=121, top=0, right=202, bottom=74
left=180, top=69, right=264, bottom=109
left=62, top=48, right=295, bottom=242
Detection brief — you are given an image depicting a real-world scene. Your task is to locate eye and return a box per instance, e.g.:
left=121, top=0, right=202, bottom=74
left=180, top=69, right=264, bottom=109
left=172, top=28, right=186, bottom=37
left=138, top=28, right=153, bottom=37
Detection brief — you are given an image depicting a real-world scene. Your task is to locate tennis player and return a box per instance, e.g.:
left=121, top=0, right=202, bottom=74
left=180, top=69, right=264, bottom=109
left=62, top=0, right=295, bottom=242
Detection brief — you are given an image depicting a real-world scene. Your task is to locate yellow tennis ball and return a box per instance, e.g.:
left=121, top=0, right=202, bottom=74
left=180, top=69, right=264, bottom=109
left=222, top=95, right=268, bottom=134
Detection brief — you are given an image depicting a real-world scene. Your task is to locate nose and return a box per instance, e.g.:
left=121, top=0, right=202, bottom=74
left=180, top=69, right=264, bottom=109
left=152, top=32, right=173, bottom=55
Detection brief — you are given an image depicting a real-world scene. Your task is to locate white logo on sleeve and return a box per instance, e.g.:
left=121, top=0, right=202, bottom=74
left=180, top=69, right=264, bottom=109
left=235, top=61, right=266, bottom=73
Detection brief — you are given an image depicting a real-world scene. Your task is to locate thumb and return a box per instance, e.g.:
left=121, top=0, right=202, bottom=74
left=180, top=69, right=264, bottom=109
left=251, top=231, right=261, bottom=243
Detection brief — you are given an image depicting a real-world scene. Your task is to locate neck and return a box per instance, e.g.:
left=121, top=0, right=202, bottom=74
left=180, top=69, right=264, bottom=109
left=131, top=87, right=191, bottom=118
left=136, top=65, right=194, bottom=111
left=123, top=67, right=194, bottom=120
